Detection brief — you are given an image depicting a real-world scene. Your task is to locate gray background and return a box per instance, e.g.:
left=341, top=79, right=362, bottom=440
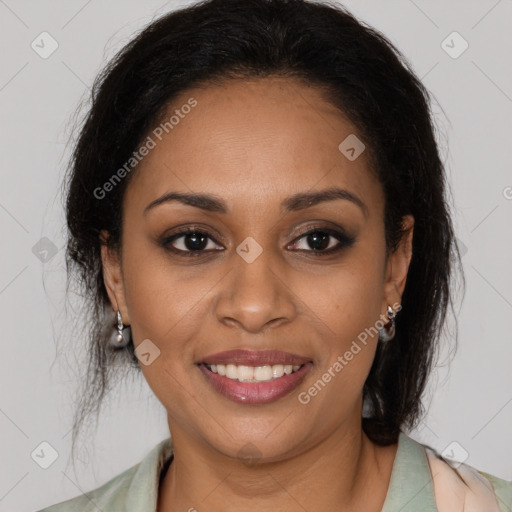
left=0, top=0, right=511, bottom=510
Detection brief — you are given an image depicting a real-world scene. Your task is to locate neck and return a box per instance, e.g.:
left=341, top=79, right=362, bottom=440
left=157, top=416, right=398, bottom=512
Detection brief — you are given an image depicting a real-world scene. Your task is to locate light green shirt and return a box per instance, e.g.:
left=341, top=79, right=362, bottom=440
left=37, top=433, right=512, bottom=511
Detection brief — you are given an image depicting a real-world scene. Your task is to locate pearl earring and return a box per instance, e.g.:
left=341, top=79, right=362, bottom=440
left=378, top=305, right=399, bottom=342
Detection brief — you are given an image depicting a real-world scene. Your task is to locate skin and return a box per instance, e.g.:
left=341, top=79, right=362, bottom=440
left=101, top=76, right=414, bottom=512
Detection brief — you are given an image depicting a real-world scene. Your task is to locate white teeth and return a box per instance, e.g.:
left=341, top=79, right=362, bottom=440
left=272, top=364, right=284, bottom=378
left=206, top=363, right=303, bottom=382
left=226, top=364, right=238, bottom=379
left=238, top=365, right=255, bottom=380
left=254, top=365, right=273, bottom=381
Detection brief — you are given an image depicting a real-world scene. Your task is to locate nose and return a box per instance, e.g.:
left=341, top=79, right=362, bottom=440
left=214, top=246, right=297, bottom=334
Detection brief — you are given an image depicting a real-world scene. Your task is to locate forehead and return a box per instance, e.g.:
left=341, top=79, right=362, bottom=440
left=125, top=76, right=383, bottom=218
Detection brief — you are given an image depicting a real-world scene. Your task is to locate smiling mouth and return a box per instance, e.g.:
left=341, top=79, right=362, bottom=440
left=202, top=363, right=305, bottom=383
left=197, top=361, right=314, bottom=404
left=196, top=349, right=313, bottom=403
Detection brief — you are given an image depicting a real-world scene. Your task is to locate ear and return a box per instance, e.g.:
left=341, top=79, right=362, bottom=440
left=381, top=215, right=414, bottom=314
left=100, top=230, right=130, bottom=325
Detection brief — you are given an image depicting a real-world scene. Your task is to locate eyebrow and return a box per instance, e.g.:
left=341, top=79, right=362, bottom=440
left=143, top=186, right=368, bottom=218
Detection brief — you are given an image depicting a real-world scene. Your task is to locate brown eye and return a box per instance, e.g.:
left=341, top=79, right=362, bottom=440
left=161, top=228, right=224, bottom=256
left=288, top=228, right=355, bottom=255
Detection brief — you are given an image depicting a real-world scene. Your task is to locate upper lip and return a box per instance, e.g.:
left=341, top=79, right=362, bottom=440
left=198, top=349, right=311, bottom=366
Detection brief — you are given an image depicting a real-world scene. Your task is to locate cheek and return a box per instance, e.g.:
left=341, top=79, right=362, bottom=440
left=119, top=244, right=211, bottom=415
left=296, top=254, right=385, bottom=397
left=120, top=235, right=218, bottom=345
left=299, top=253, right=384, bottom=342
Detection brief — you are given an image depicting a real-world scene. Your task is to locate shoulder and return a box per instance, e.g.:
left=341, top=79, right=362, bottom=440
left=35, top=438, right=174, bottom=512
left=424, top=446, right=512, bottom=512
left=478, top=470, right=512, bottom=512
left=35, top=462, right=141, bottom=512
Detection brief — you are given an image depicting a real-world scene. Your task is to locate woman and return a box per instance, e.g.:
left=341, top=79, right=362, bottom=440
left=38, top=0, right=511, bottom=510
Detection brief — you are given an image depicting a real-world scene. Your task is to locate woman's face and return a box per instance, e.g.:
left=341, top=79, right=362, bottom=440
left=102, top=76, right=413, bottom=461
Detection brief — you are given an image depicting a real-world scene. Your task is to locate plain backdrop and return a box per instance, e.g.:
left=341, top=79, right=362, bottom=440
left=0, top=0, right=511, bottom=510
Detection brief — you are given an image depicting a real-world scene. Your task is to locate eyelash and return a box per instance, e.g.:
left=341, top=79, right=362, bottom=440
left=160, top=225, right=355, bottom=258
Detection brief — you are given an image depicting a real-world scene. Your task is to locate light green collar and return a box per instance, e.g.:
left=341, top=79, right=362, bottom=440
left=381, top=432, right=438, bottom=511
left=128, top=432, right=438, bottom=511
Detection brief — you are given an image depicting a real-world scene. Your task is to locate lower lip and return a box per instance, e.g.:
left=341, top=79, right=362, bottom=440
left=198, top=363, right=313, bottom=404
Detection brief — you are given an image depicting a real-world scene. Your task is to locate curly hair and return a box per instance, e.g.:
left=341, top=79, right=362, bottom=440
left=62, top=0, right=464, bottom=458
